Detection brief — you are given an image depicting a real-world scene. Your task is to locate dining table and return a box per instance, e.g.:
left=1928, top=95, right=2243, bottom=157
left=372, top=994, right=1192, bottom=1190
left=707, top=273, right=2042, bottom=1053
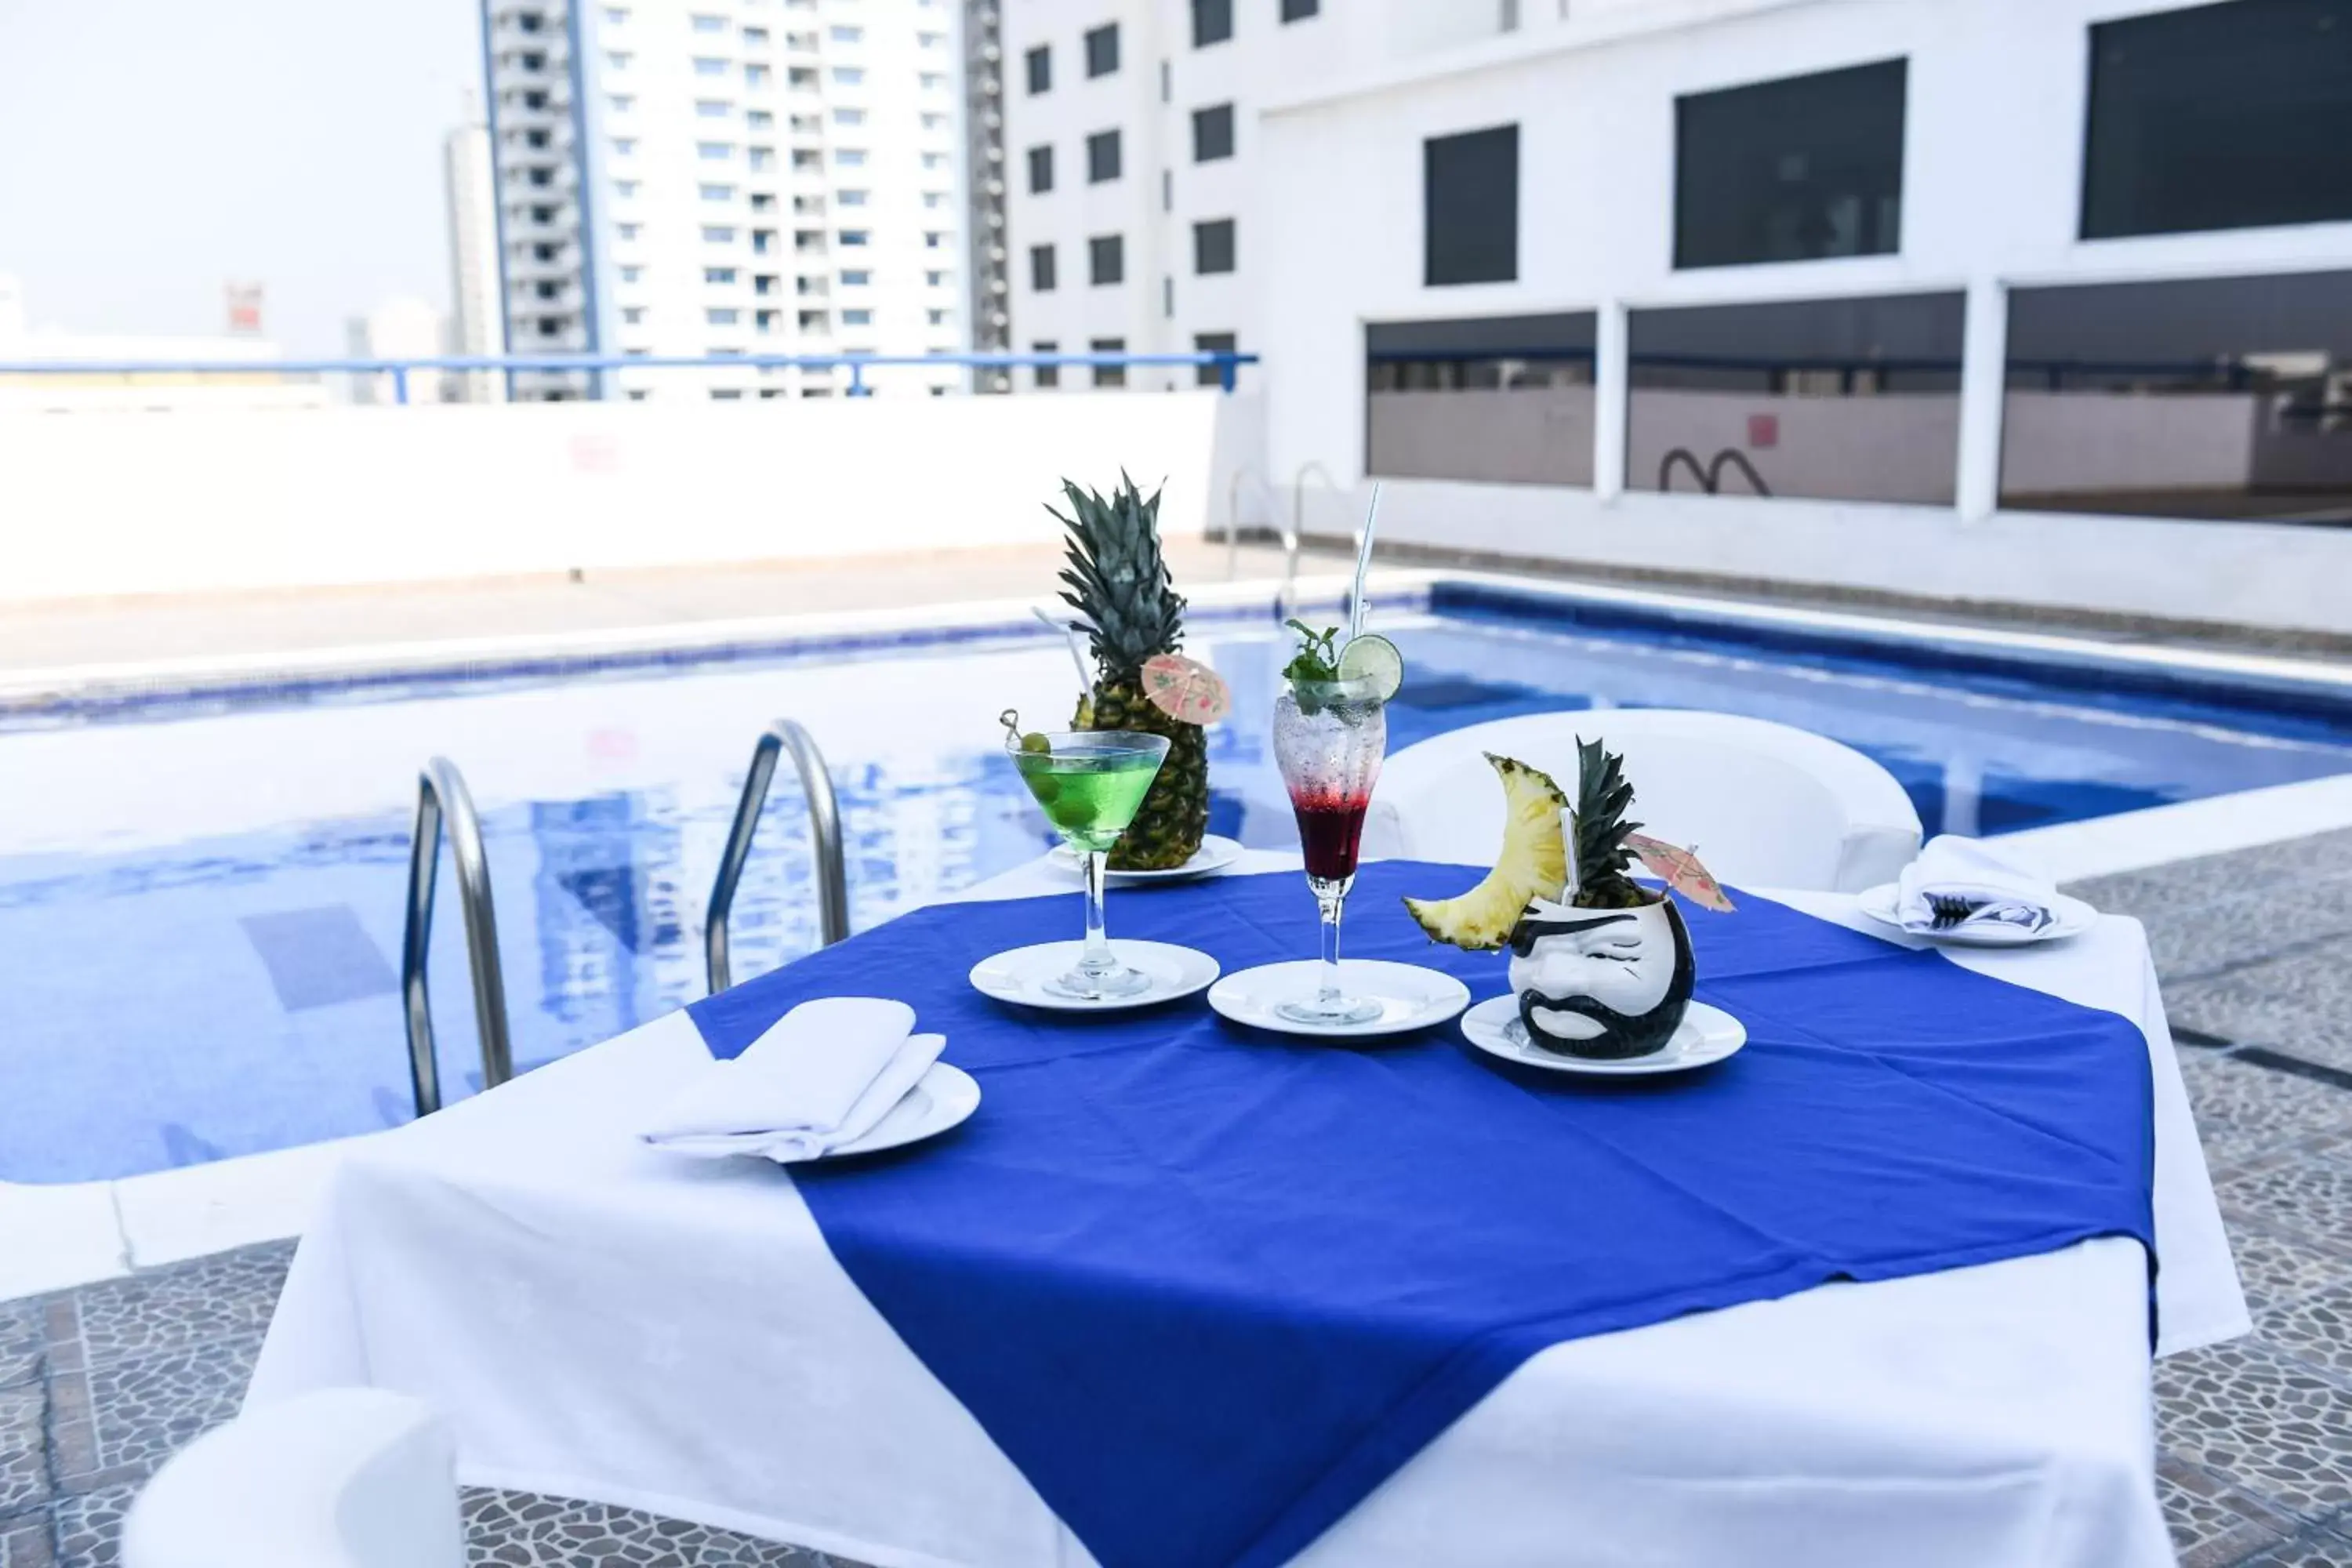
left=245, top=848, right=2246, bottom=1568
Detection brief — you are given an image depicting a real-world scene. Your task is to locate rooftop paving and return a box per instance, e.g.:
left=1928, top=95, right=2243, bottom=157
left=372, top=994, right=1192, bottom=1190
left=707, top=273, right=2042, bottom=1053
left=3, top=829, right=2350, bottom=1566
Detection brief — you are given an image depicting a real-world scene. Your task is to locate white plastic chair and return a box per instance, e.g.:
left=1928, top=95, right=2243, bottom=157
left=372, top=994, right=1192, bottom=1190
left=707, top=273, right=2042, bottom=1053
left=122, top=1388, right=463, bottom=1568
left=1377, top=709, right=1922, bottom=893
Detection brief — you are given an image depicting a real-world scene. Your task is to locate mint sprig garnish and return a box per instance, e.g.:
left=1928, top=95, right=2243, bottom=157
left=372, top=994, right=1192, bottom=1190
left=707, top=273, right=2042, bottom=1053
left=1281, top=620, right=1343, bottom=684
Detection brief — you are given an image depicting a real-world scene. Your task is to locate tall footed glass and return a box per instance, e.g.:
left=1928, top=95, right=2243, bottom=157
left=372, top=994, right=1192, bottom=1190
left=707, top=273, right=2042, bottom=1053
left=1272, top=676, right=1387, bottom=1025
left=1007, top=728, right=1171, bottom=1000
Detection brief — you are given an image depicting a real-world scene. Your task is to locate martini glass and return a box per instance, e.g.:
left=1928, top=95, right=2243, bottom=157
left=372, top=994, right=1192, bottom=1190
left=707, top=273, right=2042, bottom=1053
left=1008, top=728, right=1171, bottom=1000
left=1272, top=675, right=1387, bottom=1024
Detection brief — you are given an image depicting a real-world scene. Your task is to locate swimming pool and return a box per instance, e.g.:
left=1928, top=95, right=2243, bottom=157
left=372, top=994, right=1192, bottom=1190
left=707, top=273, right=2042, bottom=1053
left=5, top=581, right=2349, bottom=1183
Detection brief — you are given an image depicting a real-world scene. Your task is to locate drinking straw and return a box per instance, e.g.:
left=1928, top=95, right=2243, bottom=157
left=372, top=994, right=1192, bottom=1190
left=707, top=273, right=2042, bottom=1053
left=1348, top=481, right=1382, bottom=643
left=1033, top=604, right=1092, bottom=694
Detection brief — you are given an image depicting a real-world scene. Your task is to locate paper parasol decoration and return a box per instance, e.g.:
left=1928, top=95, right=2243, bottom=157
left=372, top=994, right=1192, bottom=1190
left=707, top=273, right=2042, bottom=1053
left=1141, top=654, right=1232, bottom=726
left=1626, top=832, right=1737, bottom=913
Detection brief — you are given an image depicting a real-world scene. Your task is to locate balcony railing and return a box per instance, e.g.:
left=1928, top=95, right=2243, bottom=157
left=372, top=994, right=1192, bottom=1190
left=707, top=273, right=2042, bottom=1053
left=0, top=350, right=1261, bottom=402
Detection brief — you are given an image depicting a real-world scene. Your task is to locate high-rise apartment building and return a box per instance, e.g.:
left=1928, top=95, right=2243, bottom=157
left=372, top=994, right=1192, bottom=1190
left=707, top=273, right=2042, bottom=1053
left=998, top=0, right=1334, bottom=393
left=444, top=96, right=509, bottom=403
left=482, top=0, right=973, bottom=401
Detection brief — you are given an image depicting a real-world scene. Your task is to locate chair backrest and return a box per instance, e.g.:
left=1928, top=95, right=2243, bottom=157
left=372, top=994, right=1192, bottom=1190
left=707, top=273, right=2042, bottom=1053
left=1377, top=709, right=1922, bottom=894
left=122, top=1388, right=462, bottom=1568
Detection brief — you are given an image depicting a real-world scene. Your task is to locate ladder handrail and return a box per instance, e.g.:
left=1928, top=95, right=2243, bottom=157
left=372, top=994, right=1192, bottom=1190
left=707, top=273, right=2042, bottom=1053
left=707, top=718, right=849, bottom=995
left=1285, top=460, right=1338, bottom=619
left=401, top=757, right=514, bottom=1118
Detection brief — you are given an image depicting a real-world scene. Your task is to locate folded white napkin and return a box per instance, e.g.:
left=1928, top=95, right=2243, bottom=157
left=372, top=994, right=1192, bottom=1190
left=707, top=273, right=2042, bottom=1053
left=642, top=996, right=945, bottom=1161
left=1894, top=835, right=2058, bottom=936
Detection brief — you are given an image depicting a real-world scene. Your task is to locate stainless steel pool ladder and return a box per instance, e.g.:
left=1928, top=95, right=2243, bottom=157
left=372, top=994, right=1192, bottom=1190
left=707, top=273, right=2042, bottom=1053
left=706, top=719, right=849, bottom=995
left=401, top=757, right=514, bottom=1118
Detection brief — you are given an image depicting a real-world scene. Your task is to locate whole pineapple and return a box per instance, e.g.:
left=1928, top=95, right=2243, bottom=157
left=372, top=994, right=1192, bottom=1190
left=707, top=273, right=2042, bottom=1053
left=1052, top=474, right=1210, bottom=870
left=1570, top=735, right=1648, bottom=908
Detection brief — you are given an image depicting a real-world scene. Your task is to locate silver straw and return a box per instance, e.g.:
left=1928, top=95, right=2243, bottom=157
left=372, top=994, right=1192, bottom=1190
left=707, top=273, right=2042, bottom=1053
left=1033, top=605, right=1093, bottom=694
left=1347, top=481, right=1382, bottom=643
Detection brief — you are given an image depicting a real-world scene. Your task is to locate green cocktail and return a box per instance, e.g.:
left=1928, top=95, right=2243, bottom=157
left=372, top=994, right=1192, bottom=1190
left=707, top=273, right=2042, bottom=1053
left=1003, top=716, right=1171, bottom=1000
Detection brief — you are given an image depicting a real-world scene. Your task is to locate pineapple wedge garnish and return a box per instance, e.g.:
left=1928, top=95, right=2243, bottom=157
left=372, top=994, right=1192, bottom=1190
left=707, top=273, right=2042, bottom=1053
left=1403, top=754, right=1571, bottom=950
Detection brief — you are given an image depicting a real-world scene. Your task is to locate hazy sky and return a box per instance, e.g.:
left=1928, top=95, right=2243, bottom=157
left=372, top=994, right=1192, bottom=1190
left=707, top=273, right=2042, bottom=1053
left=0, top=0, right=480, bottom=356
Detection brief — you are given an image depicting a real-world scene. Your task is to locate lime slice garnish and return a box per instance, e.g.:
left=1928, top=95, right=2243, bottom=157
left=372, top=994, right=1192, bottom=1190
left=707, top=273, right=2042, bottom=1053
left=1338, top=633, right=1403, bottom=701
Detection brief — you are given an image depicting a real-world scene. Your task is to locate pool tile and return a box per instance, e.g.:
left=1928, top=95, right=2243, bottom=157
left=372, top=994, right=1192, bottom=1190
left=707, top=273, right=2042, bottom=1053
left=49, top=1483, right=129, bottom=1568
left=2158, top=1452, right=2295, bottom=1568
left=0, top=1514, right=55, bottom=1568
left=0, top=1385, right=45, bottom=1517
left=64, top=1244, right=289, bottom=1369
left=2226, top=1222, right=2352, bottom=1313
left=2176, top=1054, right=2352, bottom=1175
left=58, top=1335, right=257, bottom=1494
left=2256, top=1282, right=2352, bottom=1386
left=460, top=1487, right=852, bottom=1566
left=0, top=1303, right=40, bottom=1390
left=237, top=906, right=397, bottom=1013
left=2156, top=1336, right=2352, bottom=1519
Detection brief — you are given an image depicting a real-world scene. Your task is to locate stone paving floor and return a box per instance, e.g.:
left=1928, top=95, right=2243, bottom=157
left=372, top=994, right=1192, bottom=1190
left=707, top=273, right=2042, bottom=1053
left=3, top=829, right=2351, bottom=1566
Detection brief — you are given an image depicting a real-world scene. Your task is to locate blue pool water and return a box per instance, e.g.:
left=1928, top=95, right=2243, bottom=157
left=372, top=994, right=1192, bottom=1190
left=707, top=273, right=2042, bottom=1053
left=4, top=587, right=2349, bottom=1182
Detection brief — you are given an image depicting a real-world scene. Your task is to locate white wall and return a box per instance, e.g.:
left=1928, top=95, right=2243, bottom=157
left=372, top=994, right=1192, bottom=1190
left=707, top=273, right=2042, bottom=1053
left=1254, top=0, right=2352, bottom=636
left=0, top=390, right=1259, bottom=604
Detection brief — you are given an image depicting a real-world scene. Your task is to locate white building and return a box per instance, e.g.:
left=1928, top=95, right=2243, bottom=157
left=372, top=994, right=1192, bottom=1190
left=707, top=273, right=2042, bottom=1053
left=1000, top=0, right=1338, bottom=394
left=345, top=297, right=450, bottom=405
left=445, top=98, right=510, bottom=404
left=1238, top=0, right=2352, bottom=617
left=482, top=0, right=974, bottom=401
left=0, top=274, right=328, bottom=412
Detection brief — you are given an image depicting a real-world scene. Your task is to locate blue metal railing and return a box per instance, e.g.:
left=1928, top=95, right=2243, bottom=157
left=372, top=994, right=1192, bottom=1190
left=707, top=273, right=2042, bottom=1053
left=0, top=350, right=1261, bottom=403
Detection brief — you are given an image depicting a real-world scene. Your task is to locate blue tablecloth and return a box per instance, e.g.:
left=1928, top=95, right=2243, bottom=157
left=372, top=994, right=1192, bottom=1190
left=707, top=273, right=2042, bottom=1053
left=688, top=864, right=2156, bottom=1568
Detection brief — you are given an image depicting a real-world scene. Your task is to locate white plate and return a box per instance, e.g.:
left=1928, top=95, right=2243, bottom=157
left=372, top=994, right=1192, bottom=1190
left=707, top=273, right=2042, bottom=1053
left=969, top=939, right=1220, bottom=1011
left=1461, top=996, right=1748, bottom=1077
left=1854, top=884, right=2099, bottom=946
left=1207, top=960, right=1472, bottom=1040
left=1048, top=834, right=1245, bottom=884
left=657, top=1062, right=982, bottom=1164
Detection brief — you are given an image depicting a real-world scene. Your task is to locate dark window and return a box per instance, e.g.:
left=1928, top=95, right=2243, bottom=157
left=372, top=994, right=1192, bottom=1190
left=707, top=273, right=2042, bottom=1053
left=1192, top=0, right=1232, bottom=47
left=1282, top=0, right=1319, bottom=18
left=1033, top=339, right=1058, bottom=389
left=2082, top=0, right=2352, bottom=241
left=1195, top=331, right=1236, bottom=386
left=1628, top=292, right=1964, bottom=506
left=1162, top=169, right=1173, bottom=210
left=1027, top=143, right=1054, bottom=193
left=1029, top=244, right=1057, bottom=292
left=1193, top=218, right=1236, bottom=274
left=1367, top=312, right=1598, bottom=485
left=1192, top=103, right=1235, bottom=162
left=1424, top=125, right=1517, bottom=286
left=1163, top=274, right=1174, bottom=316
left=1025, top=45, right=1051, bottom=94
left=1091, top=336, right=1126, bottom=387
left=1089, top=234, right=1124, bottom=285
left=2002, top=268, right=2352, bottom=524
left=1085, top=23, right=1119, bottom=77
left=1087, top=129, right=1122, bottom=183
left=1674, top=60, right=1907, bottom=270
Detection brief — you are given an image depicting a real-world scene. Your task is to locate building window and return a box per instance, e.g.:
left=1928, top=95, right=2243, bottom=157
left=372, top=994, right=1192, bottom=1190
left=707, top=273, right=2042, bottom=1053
left=606, top=49, right=633, bottom=70
left=614, top=180, right=641, bottom=198
left=1193, top=218, right=1236, bottom=274
left=617, top=222, right=642, bottom=240
left=706, top=307, right=740, bottom=325
left=697, top=141, right=731, bottom=160
left=842, top=308, right=873, bottom=325
left=834, top=107, right=866, bottom=125
left=837, top=148, right=868, bottom=167
left=1282, top=0, right=1318, bottom=19
left=700, top=183, right=736, bottom=201
left=1424, top=125, right=1517, bottom=286
left=702, top=224, right=736, bottom=242
left=1025, top=45, right=1051, bottom=94
left=1091, top=337, right=1127, bottom=387
left=921, top=151, right=949, bottom=170
left=838, top=190, right=869, bottom=205
left=1033, top=340, right=1059, bottom=389
left=927, top=308, right=950, bottom=325
left=830, top=24, right=863, bottom=42
left=1030, top=245, right=1057, bottom=291
left=1192, top=0, right=1232, bottom=48
left=619, top=264, right=642, bottom=282
left=691, top=13, right=727, bottom=31
left=2003, top=268, right=2352, bottom=524
left=704, top=266, right=738, bottom=283
left=840, top=269, right=871, bottom=285
left=608, top=134, right=636, bottom=156
left=1028, top=143, right=1054, bottom=193
left=839, top=229, right=870, bottom=245
left=622, top=307, right=646, bottom=325
left=1087, top=129, right=1122, bottom=183
left=833, top=66, right=865, bottom=85
left=695, top=100, right=731, bottom=118
left=926, top=270, right=948, bottom=286
left=1194, top=331, right=1237, bottom=386
left=1085, top=24, right=1120, bottom=77
left=1192, top=103, right=1234, bottom=162
left=2083, top=1, right=2352, bottom=241
left=1089, top=234, right=1124, bottom=285
left=1163, top=275, right=1174, bottom=316
left=1365, top=311, right=1598, bottom=485
left=748, top=110, right=774, bottom=129
left=694, top=56, right=730, bottom=75
left=1674, top=59, right=1906, bottom=270
left=1629, top=292, right=1963, bottom=506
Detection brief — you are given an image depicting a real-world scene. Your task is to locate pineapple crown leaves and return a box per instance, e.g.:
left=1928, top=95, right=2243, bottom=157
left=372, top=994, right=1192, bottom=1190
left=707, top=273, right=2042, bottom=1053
left=1570, top=735, right=1646, bottom=907
left=1048, top=471, right=1186, bottom=681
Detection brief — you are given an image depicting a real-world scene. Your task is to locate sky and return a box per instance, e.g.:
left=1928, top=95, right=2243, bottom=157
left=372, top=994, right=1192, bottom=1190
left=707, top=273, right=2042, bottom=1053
left=0, top=0, right=480, bottom=356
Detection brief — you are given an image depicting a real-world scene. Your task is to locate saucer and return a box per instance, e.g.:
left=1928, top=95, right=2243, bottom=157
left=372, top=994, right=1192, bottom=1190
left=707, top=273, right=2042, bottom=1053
left=652, top=1063, right=981, bottom=1164
left=1048, top=835, right=1244, bottom=884
left=1855, top=884, right=2098, bottom=946
left=1207, top=960, right=1471, bottom=1040
left=1461, top=996, right=1746, bottom=1077
left=969, top=940, right=1220, bottom=1011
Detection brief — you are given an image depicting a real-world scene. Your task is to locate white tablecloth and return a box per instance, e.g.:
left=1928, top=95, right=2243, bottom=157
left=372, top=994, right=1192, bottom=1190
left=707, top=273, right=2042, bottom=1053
left=247, top=853, right=2245, bottom=1568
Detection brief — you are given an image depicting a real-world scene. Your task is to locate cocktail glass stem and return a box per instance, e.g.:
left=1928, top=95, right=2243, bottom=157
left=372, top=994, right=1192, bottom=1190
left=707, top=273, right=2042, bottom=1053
left=1312, top=877, right=1348, bottom=1006
left=1077, top=848, right=1116, bottom=984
